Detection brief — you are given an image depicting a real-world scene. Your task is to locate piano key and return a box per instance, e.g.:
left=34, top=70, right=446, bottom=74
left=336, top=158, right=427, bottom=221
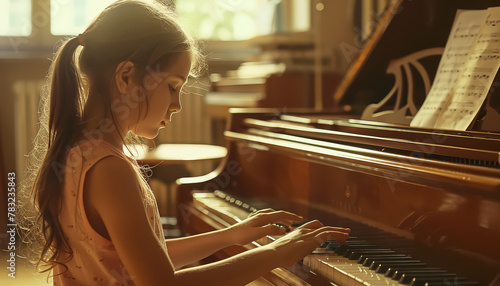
left=372, top=260, right=425, bottom=272
left=360, top=256, right=413, bottom=266
left=424, top=282, right=479, bottom=286
left=410, top=276, right=467, bottom=286
left=358, top=254, right=407, bottom=265
left=400, top=273, right=458, bottom=284
left=339, top=244, right=385, bottom=249
left=391, top=268, right=445, bottom=280
left=319, top=241, right=331, bottom=248
left=386, top=266, right=424, bottom=278
left=303, top=253, right=400, bottom=286
left=326, top=243, right=341, bottom=252
left=346, top=249, right=396, bottom=260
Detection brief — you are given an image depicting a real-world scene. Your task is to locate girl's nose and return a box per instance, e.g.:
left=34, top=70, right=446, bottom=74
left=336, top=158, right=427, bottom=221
left=169, top=102, right=182, bottom=118
left=171, top=95, right=182, bottom=113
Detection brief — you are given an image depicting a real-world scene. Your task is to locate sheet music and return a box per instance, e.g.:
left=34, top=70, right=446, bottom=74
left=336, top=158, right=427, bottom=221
left=410, top=9, right=486, bottom=128
left=434, top=7, right=500, bottom=130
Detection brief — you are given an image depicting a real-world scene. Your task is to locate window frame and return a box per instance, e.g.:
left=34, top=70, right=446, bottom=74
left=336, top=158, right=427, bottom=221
left=0, top=0, right=60, bottom=58
left=0, top=0, right=290, bottom=63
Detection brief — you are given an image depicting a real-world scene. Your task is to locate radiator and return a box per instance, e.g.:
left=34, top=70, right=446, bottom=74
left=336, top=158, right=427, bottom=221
left=14, top=80, right=43, bottom=181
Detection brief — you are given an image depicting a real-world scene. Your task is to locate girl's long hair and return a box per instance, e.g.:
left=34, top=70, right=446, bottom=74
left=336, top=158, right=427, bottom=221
left=17, top=0, right=203, bottom=275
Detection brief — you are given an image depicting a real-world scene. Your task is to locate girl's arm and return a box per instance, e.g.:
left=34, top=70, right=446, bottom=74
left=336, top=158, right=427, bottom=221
left=166, top=209, right=303, bottom=269
left=175, top=221, right=346, bottom=285
left=86, top=157, right=349, bottom=286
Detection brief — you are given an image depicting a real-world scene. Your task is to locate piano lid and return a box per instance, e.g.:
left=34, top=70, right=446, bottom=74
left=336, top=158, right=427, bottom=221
left=333, top=0, right=500, bottom=115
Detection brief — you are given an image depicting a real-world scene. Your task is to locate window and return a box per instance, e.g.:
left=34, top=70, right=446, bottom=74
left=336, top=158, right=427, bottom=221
left=176, top=0, right=261, bottom=40
left=0, top=0, right=31, bottom=36
left=50, top=0, right=117, bottom=35
left=176, top=0, right=310, bottom=41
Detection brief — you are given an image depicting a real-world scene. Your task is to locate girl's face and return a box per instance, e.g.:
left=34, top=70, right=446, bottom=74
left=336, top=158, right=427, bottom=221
left=130, top=52, right=191, bottom=138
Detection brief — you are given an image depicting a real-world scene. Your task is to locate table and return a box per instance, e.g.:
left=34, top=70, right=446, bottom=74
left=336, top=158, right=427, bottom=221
left=124, top=144, right=228, bottom=219
left=131, top=143, right=227, bottom=165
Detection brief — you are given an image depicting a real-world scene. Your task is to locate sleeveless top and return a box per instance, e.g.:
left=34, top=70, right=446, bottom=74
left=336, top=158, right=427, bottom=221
left=53, top=139, right=166, bottom=286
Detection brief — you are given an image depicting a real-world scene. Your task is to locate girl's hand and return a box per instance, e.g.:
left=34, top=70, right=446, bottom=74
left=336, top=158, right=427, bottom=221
left=267, top=220, right=350, bottom=267
left=226, top=208, right=303, bottom=246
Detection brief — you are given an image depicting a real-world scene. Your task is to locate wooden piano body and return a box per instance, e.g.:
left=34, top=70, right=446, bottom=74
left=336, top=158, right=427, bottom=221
left=175, top=0, right=500, bottom=285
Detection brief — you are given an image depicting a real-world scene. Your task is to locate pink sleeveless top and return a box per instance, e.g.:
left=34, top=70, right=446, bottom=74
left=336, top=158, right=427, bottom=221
left=53, top=139, right=165, bottom=286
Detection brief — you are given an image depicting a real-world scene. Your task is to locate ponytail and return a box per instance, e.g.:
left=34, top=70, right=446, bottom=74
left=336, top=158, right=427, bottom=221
left=48, top=37, right=82, bottom=148
left=33, top=36, right=83, bottom=273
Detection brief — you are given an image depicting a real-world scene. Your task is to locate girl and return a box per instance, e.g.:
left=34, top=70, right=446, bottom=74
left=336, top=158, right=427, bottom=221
left=19, top=0, right=350, bottom=285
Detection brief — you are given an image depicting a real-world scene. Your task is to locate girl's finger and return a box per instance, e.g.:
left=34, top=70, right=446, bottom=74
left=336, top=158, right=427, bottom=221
left=311, top=226, right=350, bottom=234
left=253, top=208, right=275, bottom=214
left=303, top=226, right=350, bottom=240
left=295, top=220, right=324, bottom=229
left=261, top=224, right=288, bottom=236
left=251, top=211, right=303, bottom=226
left=248, top=208, right=274, bottom=218
left=313, top=229, right=350, bottom=244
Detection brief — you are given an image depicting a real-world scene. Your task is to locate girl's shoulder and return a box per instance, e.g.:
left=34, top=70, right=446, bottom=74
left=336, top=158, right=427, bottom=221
left=85, top=154, right=140, bottom=195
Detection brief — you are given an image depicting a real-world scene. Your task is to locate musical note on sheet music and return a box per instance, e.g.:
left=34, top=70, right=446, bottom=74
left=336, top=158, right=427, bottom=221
left=435, top=7, right=500, bottom=130
left=411, top=9, right=485, bottom=128
left=411, top=7, right=500, bottom=130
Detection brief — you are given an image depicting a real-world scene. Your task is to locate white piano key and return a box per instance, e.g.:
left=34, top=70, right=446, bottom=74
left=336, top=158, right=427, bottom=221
left=304, top=253, right=400, bottom=286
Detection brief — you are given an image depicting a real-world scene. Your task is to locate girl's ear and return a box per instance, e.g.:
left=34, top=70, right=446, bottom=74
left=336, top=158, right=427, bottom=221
left=114, top=61, right=137, bottom=94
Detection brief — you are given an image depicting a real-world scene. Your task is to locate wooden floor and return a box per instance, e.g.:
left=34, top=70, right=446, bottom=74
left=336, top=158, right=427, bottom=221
left=0, top=252, right=52, bottom=285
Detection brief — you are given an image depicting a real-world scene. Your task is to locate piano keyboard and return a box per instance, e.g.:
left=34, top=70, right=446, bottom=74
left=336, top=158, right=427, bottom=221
left=191, top=191, right=480, bottom=286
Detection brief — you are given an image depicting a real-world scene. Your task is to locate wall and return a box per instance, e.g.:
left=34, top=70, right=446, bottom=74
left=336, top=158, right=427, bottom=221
left=0, top=57, right=51, bottom=176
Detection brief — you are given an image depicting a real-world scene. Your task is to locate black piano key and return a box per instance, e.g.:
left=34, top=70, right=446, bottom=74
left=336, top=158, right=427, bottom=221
left=358, top=254, right=413, bottom=267
left=339, top=249, right=396, bottom=260
left=346, top=249, right=394, bottom=259
left=333, top=244, right=354, bottom=254
left=326, top=243, right=363, bottom=251
left=401, top=273, right=458, bottom=284
left=387, top=266, right=413, bottom=277
left=342, top=244, right=390, bottom=249
left=291, top=221, right=310, bottom=228
left=327, top=243, right=341, bottom=252
left=319, top=241, right=331, bottom=248
left=360, top=254, right=407, bottom=266
left=391, top=268, right=445, bottom=280
left=376, top=262, right=426, bottom=273
left=424, top=282, right=479, bottom=286
left=318, top=240, right=346, bottom=249
left=340, top=244, right=383, bottom=249
left=359, top=255, right=412, bottom=265
left=371, top=259, right=422, bottom=271
left=344, top=241, right=372, bottom=245
left=410, top=276, right=466, bottom=286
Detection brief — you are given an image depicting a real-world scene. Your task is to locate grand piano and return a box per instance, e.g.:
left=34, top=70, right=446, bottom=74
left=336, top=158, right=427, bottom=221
left=175, top=0, right=500, bottom=285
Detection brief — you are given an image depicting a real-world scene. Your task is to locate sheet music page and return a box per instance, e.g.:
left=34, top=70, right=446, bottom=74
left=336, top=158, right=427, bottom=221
left=410, top=10, right=486, bottom=128
left=434, top=7, right=500, bottom=130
